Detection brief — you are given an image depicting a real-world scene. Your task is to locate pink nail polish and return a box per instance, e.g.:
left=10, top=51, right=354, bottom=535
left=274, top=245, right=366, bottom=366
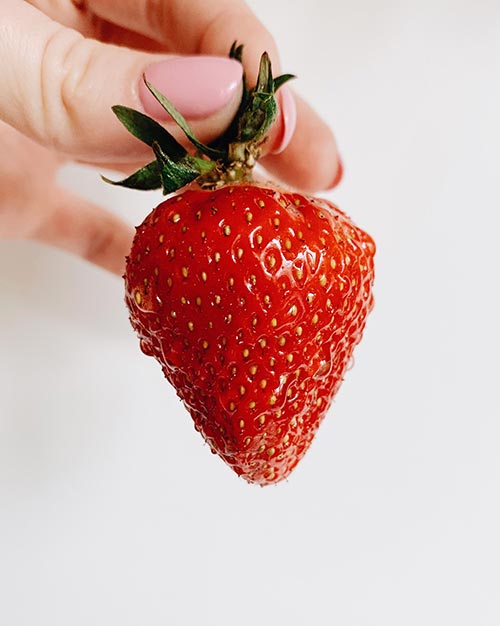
left=272, top=86, right=297, bottom=154
left=139, top=56, right=242, bottom=120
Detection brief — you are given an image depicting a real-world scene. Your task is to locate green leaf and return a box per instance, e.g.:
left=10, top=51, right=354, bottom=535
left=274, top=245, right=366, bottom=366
left=101, top=161, right=161, bottom=190
left=186, top=155, right=217, bottom=175
left=144, top=79, right=224, bottom=160
left=229, top=41, right=244, bottom=63
left=152, top=142, right=202, bottom=194
left=255, top=53, right=273, bottom=94
left=111, top=106, right=186, bottom=160
left=273, top=73, right=296, bottom=92
left=233, top=51, right=287, bottom=144
left=237, top=89, right=277, bottom=143
left=211, top=42, right=249, bottom=149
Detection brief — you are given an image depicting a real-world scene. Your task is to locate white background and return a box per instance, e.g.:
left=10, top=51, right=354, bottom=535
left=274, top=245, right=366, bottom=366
left=1, top=1, right=499, bottom=624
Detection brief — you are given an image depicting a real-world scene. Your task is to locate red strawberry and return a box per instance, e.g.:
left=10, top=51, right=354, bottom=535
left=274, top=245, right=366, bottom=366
left=105, top=44, right=375, bottom=485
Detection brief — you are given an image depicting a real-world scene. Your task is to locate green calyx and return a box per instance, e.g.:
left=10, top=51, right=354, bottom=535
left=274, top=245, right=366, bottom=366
left=102, top=43, right=295, bottom=193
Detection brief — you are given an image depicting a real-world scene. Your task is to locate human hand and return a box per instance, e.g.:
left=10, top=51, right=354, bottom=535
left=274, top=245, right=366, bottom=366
left=0, top=0, right=341, bottom=275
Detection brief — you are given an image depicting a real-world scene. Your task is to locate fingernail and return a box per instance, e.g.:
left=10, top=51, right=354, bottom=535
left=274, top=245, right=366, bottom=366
left=271, top=86, right=297, bottom=154
left=328, top=159, right=344, bottom=189
left=139, top=56, right=243, bottom=120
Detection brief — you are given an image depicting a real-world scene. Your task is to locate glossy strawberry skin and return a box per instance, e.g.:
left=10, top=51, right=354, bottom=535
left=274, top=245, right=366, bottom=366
left=125, top=183, right=375, bottom=485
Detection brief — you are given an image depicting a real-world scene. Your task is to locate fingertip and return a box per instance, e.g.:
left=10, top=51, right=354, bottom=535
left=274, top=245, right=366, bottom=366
left=268, top=86, right=297, bottom=155
left=328, top=158, right=344, bottom=189
left=260, top=95, right=341, bottom=192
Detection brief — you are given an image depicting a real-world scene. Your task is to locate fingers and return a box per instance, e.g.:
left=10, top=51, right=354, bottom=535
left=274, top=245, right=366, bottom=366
left=32, top=0, right=279, bottom=77
left=30, top=186, right=134, bottom=275
left=23, top=0, right=94, bottom=35
left=80, top=0, right=265, bottom=56
left=0, top=1, right=243, bottom=162
left=82, top=0, right=281, bottom=93
left=261, top=94, right=343, bottom=193
left=25, top=0, right=169, bottom=51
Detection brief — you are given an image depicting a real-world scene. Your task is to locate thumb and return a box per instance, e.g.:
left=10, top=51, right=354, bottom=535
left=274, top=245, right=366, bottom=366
left=0, top=1, right=243, bottom=163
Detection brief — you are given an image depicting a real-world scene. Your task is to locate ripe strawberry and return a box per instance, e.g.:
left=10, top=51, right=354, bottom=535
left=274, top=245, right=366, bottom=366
left=105, top=44, right=375, bottom=485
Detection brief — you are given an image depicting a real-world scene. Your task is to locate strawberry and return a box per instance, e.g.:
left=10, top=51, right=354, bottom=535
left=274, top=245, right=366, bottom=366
left=105, top=44, right=375, bottom=485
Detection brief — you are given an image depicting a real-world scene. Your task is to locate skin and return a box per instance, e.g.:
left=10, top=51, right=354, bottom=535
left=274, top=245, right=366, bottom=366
left=0, top=0, right=341, bottom=275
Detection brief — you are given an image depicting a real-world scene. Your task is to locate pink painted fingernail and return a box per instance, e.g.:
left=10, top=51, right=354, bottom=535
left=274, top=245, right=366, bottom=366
left=139, top=56, right=243, bottom=120
left=271, top=86, right=297, bottom=154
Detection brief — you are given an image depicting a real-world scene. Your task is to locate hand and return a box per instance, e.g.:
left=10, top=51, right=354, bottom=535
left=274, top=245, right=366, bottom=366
left=0, top=0, right=341, bottom=275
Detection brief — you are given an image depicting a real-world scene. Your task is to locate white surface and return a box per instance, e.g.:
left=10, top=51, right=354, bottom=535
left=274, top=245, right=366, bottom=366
left=1, top=1, right=500, bottom=624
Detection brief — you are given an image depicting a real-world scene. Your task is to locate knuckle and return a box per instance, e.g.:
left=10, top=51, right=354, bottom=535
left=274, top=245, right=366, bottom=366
left=39, top=26, right=91, bottom=152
